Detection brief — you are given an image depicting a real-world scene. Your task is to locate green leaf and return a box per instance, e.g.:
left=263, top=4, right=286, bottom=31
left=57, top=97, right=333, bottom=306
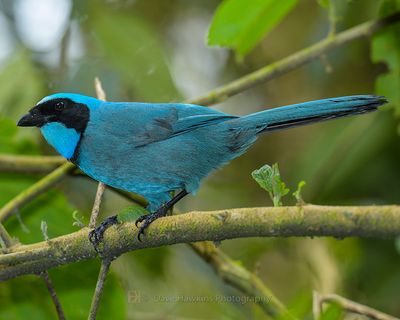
left=371, top=0, right=400, bottom=115
left=207, top=0, right=298, bottom=57
left=251, top=163, right=289, bottom=206
left=118, top=205, right=148, bottom=223
left=293, top=180, right=306, bottom=204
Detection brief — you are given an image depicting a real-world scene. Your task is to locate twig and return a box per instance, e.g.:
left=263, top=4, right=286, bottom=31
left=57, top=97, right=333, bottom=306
left=187, top=11, right=400, bottom=106
left=88, top=260, right=112, bottom=320
left=94, top=77, right=107, bottom=101
left=313, top=292, right=399, bottom=320
left=58, top=21, right=71, bottom=77
left=0, top=223, right=13, bottom=249
left=88, top=78, right=108, bottom=228
left=313, top=291, right=322, bottom=320
left=1, top=205, right=400, bottom=281
left=86, top=78, right=111, bottom=320
left=89, top=183, right=106, bottom=228
left=41, top=271, right=66, bottom=320
left=0, top=154, right=64, bottom=173
left=0, top=162, right=76, bottom=222
left=328, top=0, right=337, bottom=37
left=191, top=241, right=295, bottom=319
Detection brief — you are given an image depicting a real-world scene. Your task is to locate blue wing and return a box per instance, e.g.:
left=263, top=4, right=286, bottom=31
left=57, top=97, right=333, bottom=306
left=91, top=101, right=237, bottom=147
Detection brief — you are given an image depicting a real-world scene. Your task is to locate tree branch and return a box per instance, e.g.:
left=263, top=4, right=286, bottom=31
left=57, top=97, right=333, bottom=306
left=0, top=223, right=13, bottom=250
left=41, top=271, right=66, bottom=320
left=89, top=78, right=108, bottom=228
left=1, top=205, right=399, bottom=282
left=190, top=242, right=295, bottom=319
left=313, top=291, right=399, bottom=320
left=88, top=260, right=112, bottom=320
left=186, top=11, right=400, bottom=106
left=0, top=162, right=76, bottom=222
left=0, top=154, right=64, bottom=173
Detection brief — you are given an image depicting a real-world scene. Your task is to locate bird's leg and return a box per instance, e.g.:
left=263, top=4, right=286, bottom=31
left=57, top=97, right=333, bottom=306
left=135, top=190, right=188, bottom=241
left=89, top=215, right=119, bottom=253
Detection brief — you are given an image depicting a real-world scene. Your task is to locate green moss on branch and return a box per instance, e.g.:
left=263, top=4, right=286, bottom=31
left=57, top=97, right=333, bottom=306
left=1, top=205, right=399, bottom=281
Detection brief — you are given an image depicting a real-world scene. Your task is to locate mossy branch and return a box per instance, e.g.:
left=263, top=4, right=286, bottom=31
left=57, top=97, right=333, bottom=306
left=1, top=205, right=399, bottom=282
left=0, top=155, right=65, bottom=173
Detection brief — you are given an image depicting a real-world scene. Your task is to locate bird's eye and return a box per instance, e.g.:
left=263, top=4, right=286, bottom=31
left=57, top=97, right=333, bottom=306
left=55, top=101, right=65, bottom=111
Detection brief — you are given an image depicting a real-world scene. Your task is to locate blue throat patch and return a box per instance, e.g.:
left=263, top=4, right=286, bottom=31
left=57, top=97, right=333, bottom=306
left=41, top=122, right=81, bottom=159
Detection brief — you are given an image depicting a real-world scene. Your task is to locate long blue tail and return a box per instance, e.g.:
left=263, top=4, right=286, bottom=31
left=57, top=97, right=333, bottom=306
left=238, top=95, right=387, bottom=133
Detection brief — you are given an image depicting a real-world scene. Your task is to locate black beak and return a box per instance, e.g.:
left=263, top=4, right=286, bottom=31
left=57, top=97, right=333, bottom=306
left=17, top=112, right=45, bottom=127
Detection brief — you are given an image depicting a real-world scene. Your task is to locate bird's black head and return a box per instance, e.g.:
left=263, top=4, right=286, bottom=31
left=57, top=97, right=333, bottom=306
left=17, top=97, right=90, bottom=134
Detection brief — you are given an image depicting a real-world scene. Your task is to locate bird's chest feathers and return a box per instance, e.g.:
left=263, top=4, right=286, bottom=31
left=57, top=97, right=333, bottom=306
left=41, top=123, right=81, bottom=159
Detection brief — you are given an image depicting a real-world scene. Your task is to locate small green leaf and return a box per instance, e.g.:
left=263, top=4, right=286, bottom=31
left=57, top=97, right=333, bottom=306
left=118, top=205, right=148, bottom=223
left=72, top=211, right=86, bottom=228
left=40, top=221, right=48, bottom=241
left=207, top=0, right=298, bottom=57
left=251, top=163, right=289, bottom=206
left=293, top=180, right=306, bottom=204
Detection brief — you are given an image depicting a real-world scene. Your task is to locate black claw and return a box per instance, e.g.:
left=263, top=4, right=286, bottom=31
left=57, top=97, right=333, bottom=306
left=135, top=208, right=167, bottom=242
left=88, top=215, right=118, bottom=253
left=135, top=215, right=146, bottom=228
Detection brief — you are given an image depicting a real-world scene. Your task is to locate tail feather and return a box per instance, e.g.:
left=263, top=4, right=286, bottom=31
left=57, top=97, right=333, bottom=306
left=238, top=95, right=387, bottom=133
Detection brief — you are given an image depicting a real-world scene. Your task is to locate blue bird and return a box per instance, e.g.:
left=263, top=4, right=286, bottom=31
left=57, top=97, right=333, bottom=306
left=17, top=94, right=386, bottom=243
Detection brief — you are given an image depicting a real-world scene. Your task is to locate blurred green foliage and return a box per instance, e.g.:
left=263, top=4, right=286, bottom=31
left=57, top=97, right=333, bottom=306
left=372, top=0, right=400, bottom=115
left=0, top=0, right=399, bottom=319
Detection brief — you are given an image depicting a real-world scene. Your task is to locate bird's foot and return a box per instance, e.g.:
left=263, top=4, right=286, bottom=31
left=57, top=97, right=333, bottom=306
left=89, top=215, right=119, bottom=253
left=135, top=207, right=168, bottom=241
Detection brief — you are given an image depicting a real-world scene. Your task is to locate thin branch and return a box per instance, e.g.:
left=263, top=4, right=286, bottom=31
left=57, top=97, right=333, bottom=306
left=0, top=223, right=13, bottom=250
left=186, top=11, right=400, bottom=106
left=0, top=162, right=76, bottom=222
left=313, top=291, right=322, bottom=320
left=41, top=271, right=66, bottom=320
left=86, top=78, right=110, bottom=320
left=1, top=205, right=399, bottom=281
left=328, top=0, right=338, bottom=37
left=190, top=242, right=295, bottom=319
left=0, top=154, right=64, bottom=173
left=88, top=260, right=112, bottom=320
left=89, top=77, right=107, bottom=228
left=94, top=77, right=107, bottom=101
left=89, top=182, right=106, bottom=228
left=313, top=292, right=399, bottom=320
